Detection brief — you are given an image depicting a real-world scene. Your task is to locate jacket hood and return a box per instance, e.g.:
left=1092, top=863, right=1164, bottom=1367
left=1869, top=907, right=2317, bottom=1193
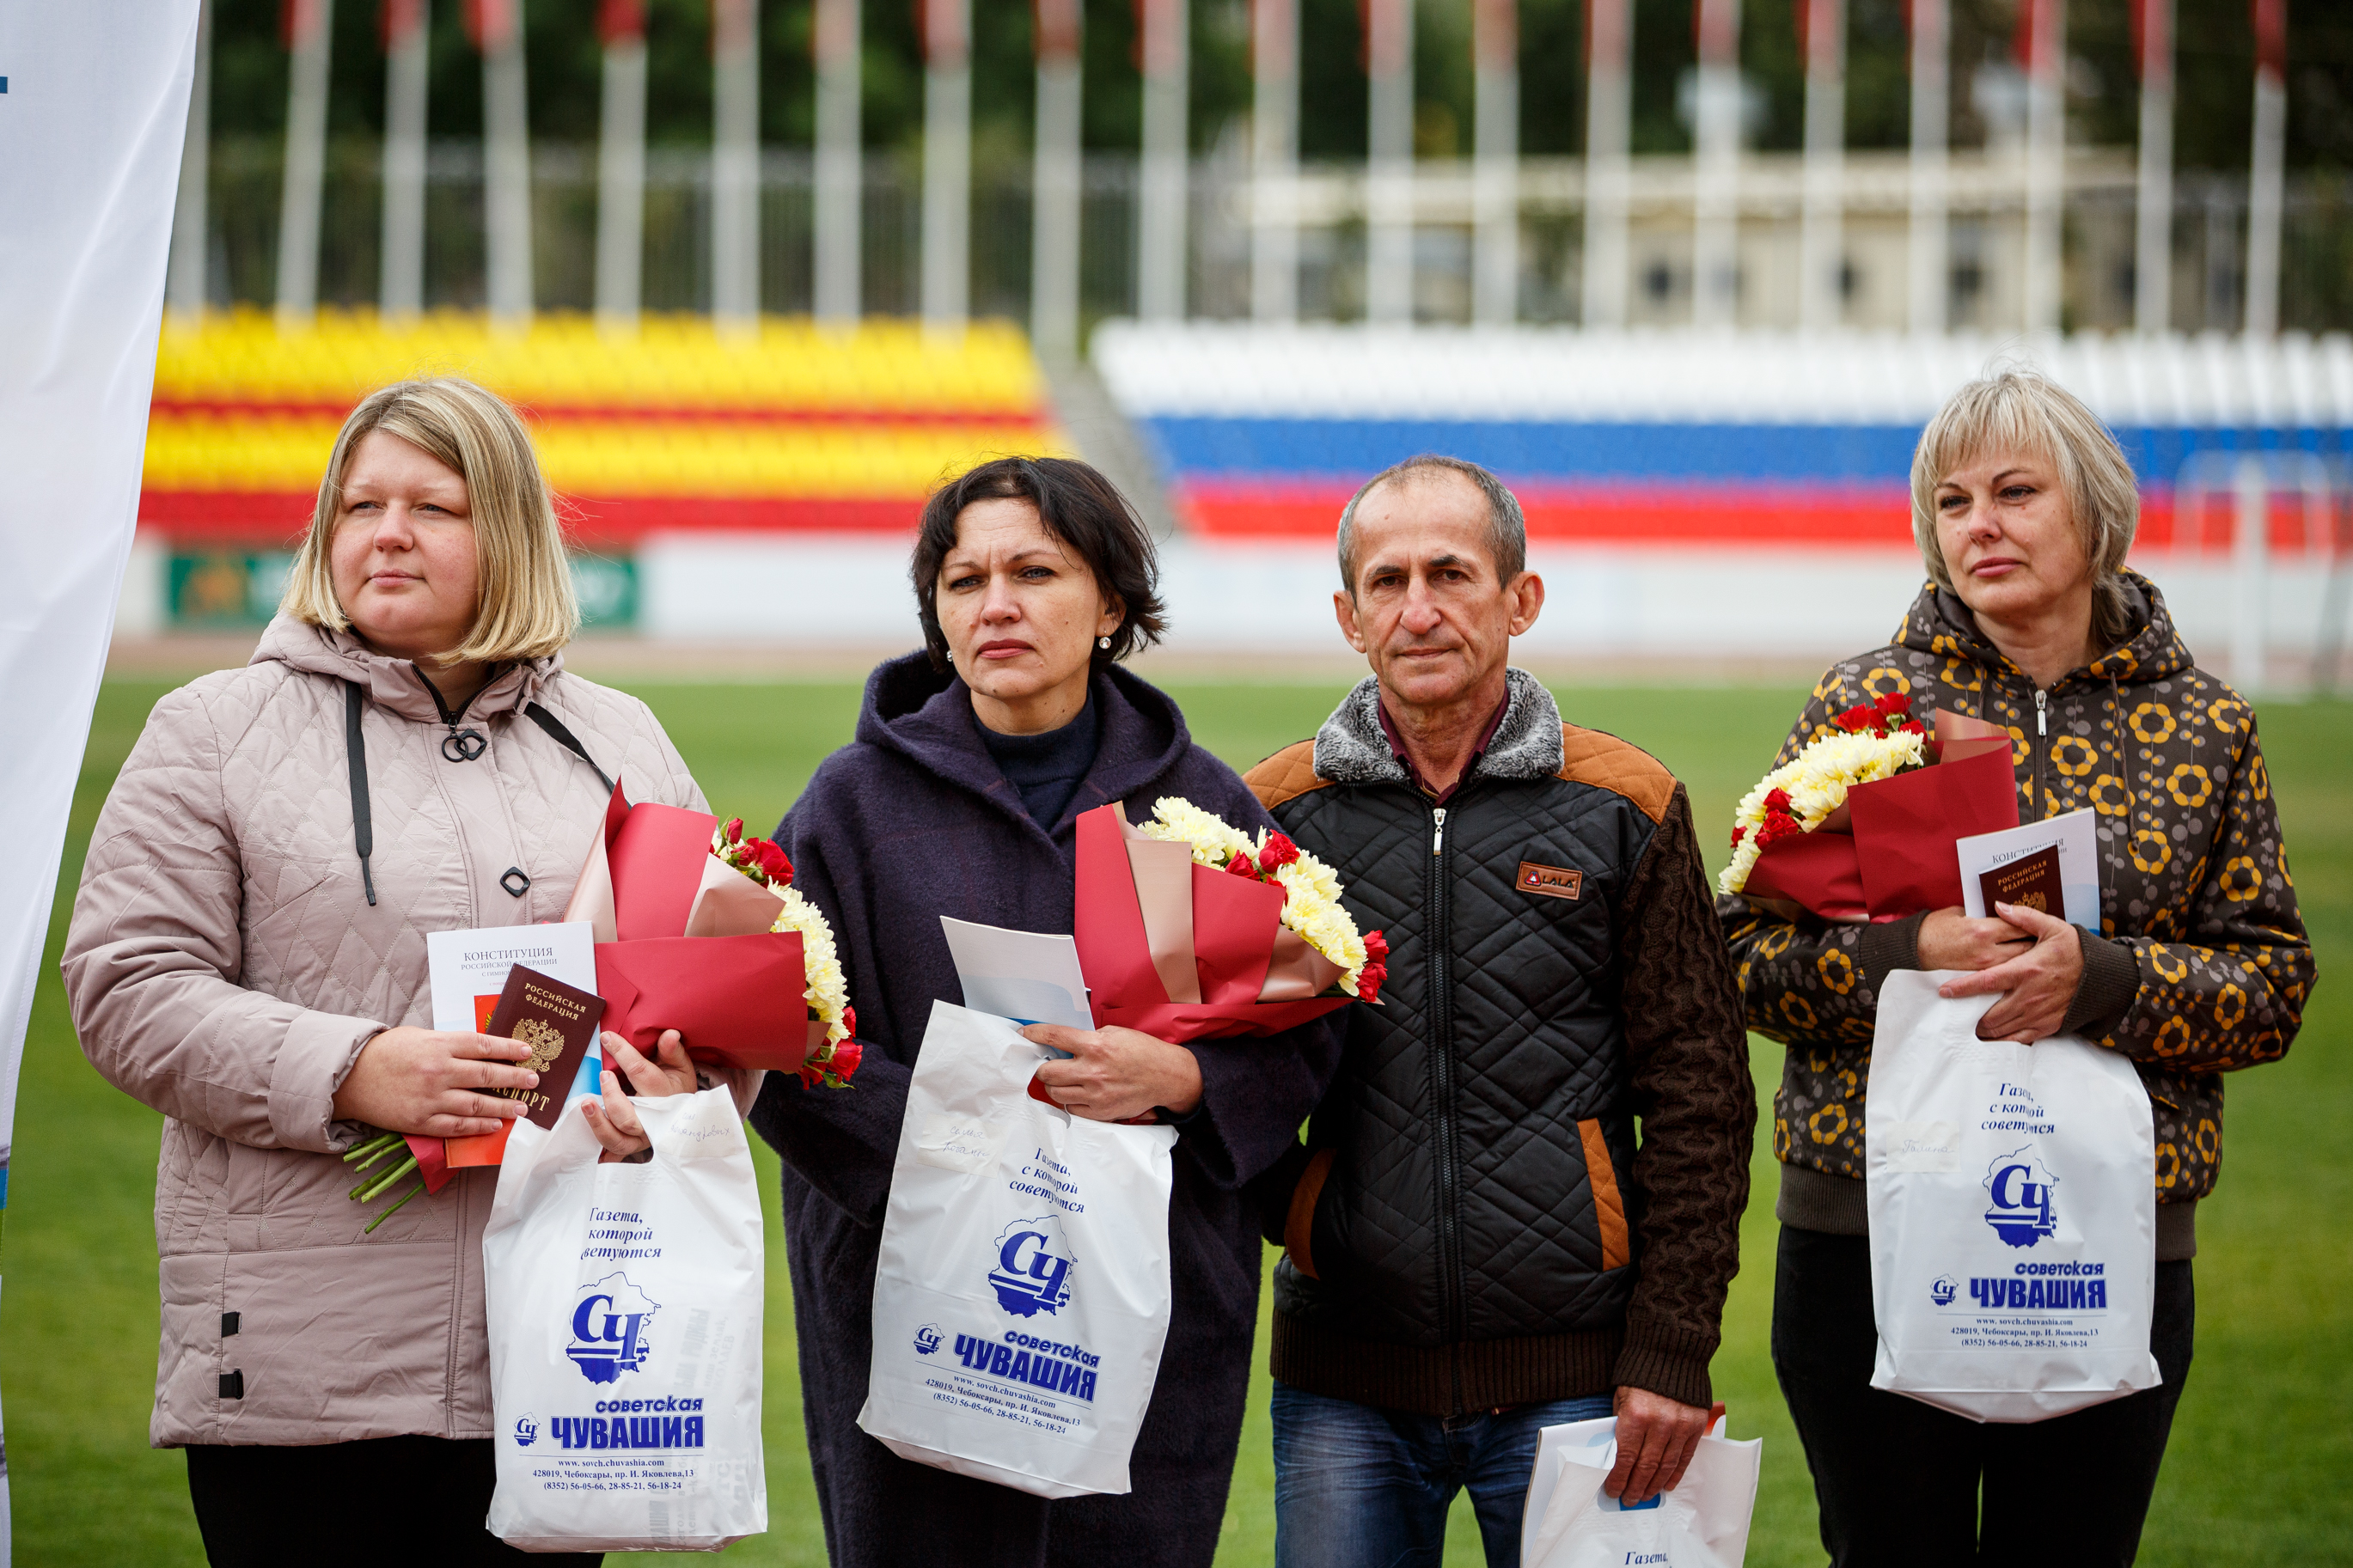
left=853, top=650, right=1198, bottom=829
left=1312, top=667, right=1564, bottom=787
left=249, top=613, right=560, bottom=724
left=1892, top=568, right=2194, bottom=690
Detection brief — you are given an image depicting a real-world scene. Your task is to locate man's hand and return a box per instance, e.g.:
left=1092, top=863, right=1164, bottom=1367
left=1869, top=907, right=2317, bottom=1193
left=331, top=1027, right=538, bottom=1138
left=1019, top=1024, right=1203, bottom=1123
left=1605, top=1387, right=1711, bottom=1504
left=581, top=1031, right=696, bottom=1162
left=1938, top=901, right=2084, bottom=1043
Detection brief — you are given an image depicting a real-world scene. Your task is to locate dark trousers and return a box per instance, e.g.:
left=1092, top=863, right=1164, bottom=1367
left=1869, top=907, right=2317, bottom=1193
left=1772, top=1225, right=2195, bottom=1568
left=186, top=1436, right=602, bottom=1568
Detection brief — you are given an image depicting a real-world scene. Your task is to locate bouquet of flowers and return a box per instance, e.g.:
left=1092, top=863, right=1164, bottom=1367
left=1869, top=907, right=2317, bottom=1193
left=1720, top=692, right=2019, bottom=923
left=570, top=790, right=860, bottom=1084
left=1073, top=798, right=1386, bottom=1042
left=349, top=790, right=860, bottom=1228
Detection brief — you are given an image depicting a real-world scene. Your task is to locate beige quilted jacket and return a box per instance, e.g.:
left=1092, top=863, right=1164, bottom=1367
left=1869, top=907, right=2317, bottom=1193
left=63, top=614, right=706, bottom=1448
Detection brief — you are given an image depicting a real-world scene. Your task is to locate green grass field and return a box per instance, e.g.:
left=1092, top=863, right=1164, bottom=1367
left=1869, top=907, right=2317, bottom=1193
left=9, top=674, right=2349, bottom=1565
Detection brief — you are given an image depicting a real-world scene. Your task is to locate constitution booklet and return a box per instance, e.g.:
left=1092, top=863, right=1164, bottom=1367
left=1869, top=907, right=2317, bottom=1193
left=1955, top=808, right=2100, bottom=930
left=426, top=922, right=598, bottom=1033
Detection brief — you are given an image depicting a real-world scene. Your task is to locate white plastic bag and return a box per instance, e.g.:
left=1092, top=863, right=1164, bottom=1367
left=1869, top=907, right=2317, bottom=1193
left=1522, top=1415, right=1762, bottom=1568
left=1865, top=970, right=2160, bottom=1423
left=483, top=1088, right=767, bottom=1551
left=858, top=1000, right=1179, bottom=1498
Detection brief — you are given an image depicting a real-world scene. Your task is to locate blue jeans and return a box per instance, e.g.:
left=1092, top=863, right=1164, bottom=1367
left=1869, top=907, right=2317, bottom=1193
left=1271, top=1381, right=1615, bottom=1568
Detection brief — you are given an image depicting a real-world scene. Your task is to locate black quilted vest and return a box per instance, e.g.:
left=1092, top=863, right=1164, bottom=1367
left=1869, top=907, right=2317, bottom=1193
left=1260, top=674, right=1655, bottom=1351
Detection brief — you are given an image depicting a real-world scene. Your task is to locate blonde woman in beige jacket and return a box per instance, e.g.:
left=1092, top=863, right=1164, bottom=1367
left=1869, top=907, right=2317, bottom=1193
left=64, top=379, right=707, bottom=1565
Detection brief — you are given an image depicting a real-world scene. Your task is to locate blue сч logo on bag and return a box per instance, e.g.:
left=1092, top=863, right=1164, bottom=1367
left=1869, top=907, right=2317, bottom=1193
left=989, top=1217, right=1075, bottom=1318
left=568, top=1272, right=660, bottom=1384
left=1983, top=1146, right=2059, bottom=1248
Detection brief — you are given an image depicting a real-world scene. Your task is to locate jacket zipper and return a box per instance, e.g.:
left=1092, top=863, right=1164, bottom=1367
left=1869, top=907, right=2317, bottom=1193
left=1423, top=802, right=1467, bottom=1389
left=2033, top=688, right=2049, bottom=819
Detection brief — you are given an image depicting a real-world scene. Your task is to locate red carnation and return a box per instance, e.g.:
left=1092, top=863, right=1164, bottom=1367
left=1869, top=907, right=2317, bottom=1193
left=1875, top=691, right=1912, bottom=716
left=828, top=1037, right=862, bottom=1082
left=1226, top=851, right=1258, bottom=878
left=1755, top=813, right=1803, bottom=848
left=841, top=1005, right=856, bottom=1039
left=1836, top=705, right=1880, bottom=732
left=1257, top=832, right=1301, bottom=870
left=1356, top=963, right=1387, bottom=1005
left=1731, top=824, right=1746, bottom=847
left=1900, top=719, right=1926, bottom=735
left=749, top=837, right=792, bottom=885
left=1362, top=929, right=1390, bottom=963
left=722, top=817, right=744, bottom=845
left=1763, top=788, right=1792, bottom=813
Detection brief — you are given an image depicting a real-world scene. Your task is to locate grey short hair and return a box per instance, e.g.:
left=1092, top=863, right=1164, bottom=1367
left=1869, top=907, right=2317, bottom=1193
left=1911, top=366, right=2141, bottom=650
left=1335, top=454, right=1529, bottom=593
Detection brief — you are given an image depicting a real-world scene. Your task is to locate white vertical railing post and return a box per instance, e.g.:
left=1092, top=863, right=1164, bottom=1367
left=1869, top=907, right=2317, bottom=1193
left=2234, top=455, right=2269, bottom=693
left=1250, top=0, right=1299, bottom=322
left=476, top=0, right=535, bottom=332
left=813, top=0, right=862, bottom=325
left=2021, top=0, right=2066, bottom=336
left=1690, top=0, right=1742, bottom=328
left=1031, top=0, right=1085, bottom=358
left=596, top=0, right=650, bottom=336
left=1138, top=0, right=1189, bottom=321
left=274, top=0, right=333, bottom=331
left=168, top=0, right=214, bottom=326
left=1251, top=0, right=1308, bottom=324
left=2132, top=0, right=2173, bottom=334
left=1798, top=0, right=1845, bottom=331
left=1364, top=0, right=1414, bottom=325
left=2244, top=0, right=2286, bottom=339
left=1580, top=0, right=1631, bottom=327
left=1472, top=0, right=1518, bottom=326
left=712, top=0, right=761, bottom=334
left=1906, top=0, right=1947, bottom=333
left=381, top=0, right=431, bottom=322
left=920, top=0, right=971, bottom=336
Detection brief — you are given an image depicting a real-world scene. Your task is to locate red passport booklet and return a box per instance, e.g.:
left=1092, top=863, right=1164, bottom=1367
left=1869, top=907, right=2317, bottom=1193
left=445, top=965, right=606, bottom=1168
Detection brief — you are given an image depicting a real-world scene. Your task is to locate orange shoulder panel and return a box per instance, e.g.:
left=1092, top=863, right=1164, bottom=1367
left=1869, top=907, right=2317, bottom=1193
left=1555, top=723, right=1677, bottom=824
left=1245, top=740, right=1328, bottom=812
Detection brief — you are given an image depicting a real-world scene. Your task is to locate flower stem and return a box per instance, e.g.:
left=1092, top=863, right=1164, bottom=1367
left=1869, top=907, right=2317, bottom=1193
left=355, top=1155, right=420, bottom=1204
left=362, top=1180, right=425, bottom=1234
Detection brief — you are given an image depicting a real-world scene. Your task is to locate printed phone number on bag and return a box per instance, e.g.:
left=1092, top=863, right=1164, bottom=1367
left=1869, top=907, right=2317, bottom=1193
left=925, top=1374, right=1077, bottom=1435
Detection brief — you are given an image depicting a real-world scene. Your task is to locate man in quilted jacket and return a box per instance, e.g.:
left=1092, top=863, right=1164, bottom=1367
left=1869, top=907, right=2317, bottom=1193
left=1244, top=455, right=1755, bottom=1566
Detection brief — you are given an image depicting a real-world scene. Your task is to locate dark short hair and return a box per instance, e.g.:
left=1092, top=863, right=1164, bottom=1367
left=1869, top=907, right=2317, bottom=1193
left=1335, top=454, right=1529, bottom=592
left=911, top=456, right=1168, bottom=672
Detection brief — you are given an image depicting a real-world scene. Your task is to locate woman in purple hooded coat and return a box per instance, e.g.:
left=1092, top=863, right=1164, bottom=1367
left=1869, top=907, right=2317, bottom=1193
left=750, top=457, right=1346, bottom=1567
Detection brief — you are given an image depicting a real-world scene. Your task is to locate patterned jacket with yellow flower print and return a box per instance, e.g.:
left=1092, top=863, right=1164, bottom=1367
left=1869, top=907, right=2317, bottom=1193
left=1716, top=570, right=2312, bottom=1260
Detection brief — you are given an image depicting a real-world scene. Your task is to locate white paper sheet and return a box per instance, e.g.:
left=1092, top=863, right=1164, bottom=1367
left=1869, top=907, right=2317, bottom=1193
left=1955, top=808, right=2101, bottom=929
left=426, top=922, right=601, bottom=1032
left=939, top=917, right=1094, bottom=1032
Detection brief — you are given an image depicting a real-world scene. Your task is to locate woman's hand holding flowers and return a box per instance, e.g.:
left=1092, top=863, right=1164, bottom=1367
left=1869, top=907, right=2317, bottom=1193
left=1020, top=1023, right=1204, bottom=1122
left=581, top=1030, right=696, bottom=1162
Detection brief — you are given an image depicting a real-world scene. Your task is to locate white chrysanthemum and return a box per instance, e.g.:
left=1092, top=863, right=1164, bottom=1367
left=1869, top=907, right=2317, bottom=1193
left=773, top=886, right=853, bottom=1043
left=1717, top=727, right=1927, bottom=896
left=1139, top=797, right=1257, bottom=866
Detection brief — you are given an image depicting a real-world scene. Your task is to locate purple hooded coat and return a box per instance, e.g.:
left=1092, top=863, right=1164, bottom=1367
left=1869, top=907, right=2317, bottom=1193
left=750, top=653, right=1346, bottom=1567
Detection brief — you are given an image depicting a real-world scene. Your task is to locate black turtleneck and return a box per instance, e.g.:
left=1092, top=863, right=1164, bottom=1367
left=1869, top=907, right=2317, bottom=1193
left=977, top=699, right=1100, bottom=828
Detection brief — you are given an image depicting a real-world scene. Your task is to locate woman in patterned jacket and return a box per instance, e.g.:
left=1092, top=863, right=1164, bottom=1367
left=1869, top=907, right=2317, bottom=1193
left=1719, top=367, right=2313, bottom=1567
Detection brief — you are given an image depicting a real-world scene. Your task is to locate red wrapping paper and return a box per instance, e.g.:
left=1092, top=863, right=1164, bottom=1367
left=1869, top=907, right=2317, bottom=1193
left=1071, top=803, right=1358, bottom=1043
left=596, top=932, right=830, bottom=1071
left=1739, top=718, right=2020, bottom=924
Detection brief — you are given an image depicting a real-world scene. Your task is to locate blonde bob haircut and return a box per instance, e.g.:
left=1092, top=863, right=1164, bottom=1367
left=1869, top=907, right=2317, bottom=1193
left=1911, top=365, right=2142, bottom=651
left=281, top=376, right=578, bottom=663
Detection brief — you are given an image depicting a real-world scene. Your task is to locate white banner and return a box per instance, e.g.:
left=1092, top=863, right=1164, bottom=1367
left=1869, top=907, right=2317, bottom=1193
left=0, top=5, right=200, bottom=1556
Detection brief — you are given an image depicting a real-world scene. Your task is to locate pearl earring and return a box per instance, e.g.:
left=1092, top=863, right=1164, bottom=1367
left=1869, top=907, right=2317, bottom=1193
left=1098, top=636, right=1111, bottom=650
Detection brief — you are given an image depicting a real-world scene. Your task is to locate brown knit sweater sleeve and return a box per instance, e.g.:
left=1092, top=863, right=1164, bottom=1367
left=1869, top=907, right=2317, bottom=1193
left=1610, top=784, right=1757, bottom=1406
